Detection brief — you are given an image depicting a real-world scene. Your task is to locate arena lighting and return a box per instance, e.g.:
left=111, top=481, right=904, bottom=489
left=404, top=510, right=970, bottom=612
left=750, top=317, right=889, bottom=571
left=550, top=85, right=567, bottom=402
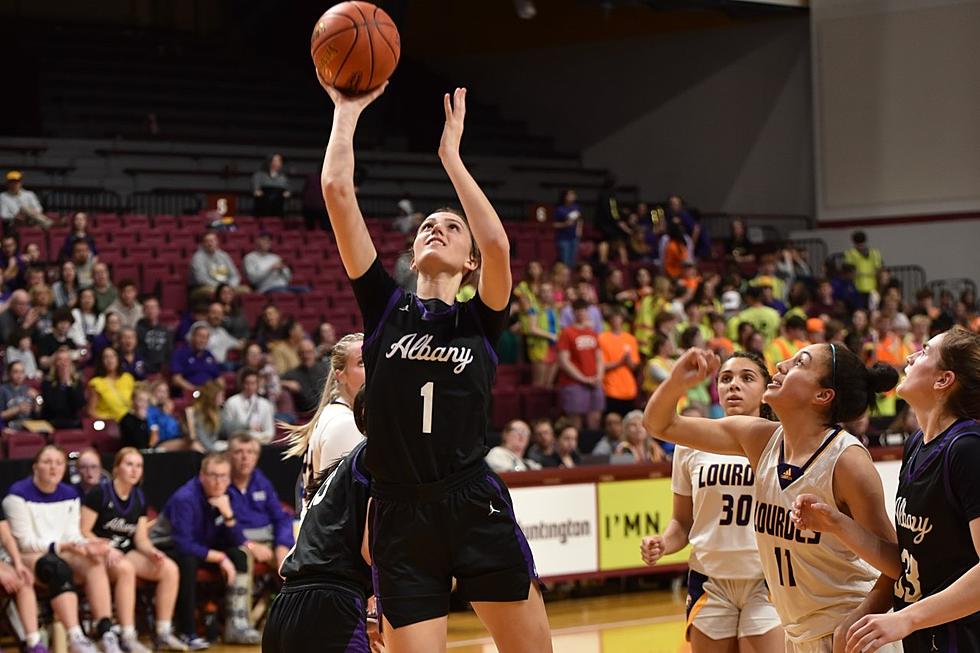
left=93, top=420, right=106, bottom=431
left=514, top=0, right=537, bottom=19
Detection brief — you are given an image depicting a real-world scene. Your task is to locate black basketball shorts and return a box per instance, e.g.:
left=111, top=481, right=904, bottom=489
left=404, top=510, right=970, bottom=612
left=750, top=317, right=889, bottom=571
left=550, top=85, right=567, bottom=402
left=261, top=581, right=369, bottom=653
left=369, top=463, right=538, bottom=628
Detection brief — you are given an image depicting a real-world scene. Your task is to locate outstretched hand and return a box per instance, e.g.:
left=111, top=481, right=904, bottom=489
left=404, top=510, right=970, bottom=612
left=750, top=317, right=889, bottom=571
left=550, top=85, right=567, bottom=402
left=439, top=87, right=467, bottom=160
left=669, top=348, right=720, bottom=391
left=321, top=81, right=389, bottom=117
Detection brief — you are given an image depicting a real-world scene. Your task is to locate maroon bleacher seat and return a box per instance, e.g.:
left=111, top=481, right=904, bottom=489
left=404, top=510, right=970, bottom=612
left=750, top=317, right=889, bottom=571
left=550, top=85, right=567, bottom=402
left=5, top=431, right=45, bottom=460
left=52, top=430, right=91, bottom=454
left=491, top=389, right=521, bottom=430
left=83, top=418, right=121, bottom=454
left=521, top=387, right=557, bottom=421
left=113, top=261, right=140, bottom=285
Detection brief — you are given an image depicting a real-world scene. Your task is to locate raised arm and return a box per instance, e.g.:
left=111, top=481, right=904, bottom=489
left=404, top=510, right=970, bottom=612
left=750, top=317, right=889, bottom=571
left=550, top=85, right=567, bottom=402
left=438, top=88, right=511, bottom=310
left=320, top=84, right=387, bottom=279
left=642, top=348, right=777, bottom=466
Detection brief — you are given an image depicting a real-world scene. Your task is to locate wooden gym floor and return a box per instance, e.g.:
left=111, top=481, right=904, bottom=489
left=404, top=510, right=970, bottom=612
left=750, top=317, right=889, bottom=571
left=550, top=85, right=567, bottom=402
left=206, top=589, right=689, bottom=653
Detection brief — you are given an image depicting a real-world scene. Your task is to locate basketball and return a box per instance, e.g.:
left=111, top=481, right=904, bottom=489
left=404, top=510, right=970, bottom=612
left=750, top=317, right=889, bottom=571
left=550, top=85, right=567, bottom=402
left=310, top=1, right=400, bottom=95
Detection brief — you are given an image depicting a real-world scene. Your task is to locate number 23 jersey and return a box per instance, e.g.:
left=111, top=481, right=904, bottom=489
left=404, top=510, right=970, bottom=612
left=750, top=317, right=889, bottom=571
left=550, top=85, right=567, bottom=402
left=352, top=259, right=507, bottom=484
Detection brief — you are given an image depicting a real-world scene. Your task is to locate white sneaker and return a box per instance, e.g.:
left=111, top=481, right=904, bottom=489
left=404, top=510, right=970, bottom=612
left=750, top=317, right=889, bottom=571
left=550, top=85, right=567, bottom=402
left=120, top=633, right=152, bottom=653
left=68, top=636, right=99, bottom=653
left=153, top=631, right=189, bottom=651
left=99, top=632, right=123, bottom=653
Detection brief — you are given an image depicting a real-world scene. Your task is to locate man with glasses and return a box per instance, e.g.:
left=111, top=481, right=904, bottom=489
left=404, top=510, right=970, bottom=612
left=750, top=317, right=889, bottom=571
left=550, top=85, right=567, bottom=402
left=151, top=453, right=262, bottom=648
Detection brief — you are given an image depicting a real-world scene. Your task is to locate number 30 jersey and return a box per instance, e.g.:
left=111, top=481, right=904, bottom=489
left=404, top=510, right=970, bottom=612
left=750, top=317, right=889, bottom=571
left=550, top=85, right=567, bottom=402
left=352, top=259, right=507, bottom=485
left=754, top=426, right=878, bottom=644
left=672, top=446, right=762, bottom=579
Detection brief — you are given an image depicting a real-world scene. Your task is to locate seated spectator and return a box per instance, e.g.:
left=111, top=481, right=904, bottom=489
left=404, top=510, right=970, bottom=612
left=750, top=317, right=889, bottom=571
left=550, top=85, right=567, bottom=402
left=615, top=410, right=667, bottom=463
left=59, top=212, right=98, bottom=261
left=727, top=217, right=754, bottom=263
left=117, top=327, right=146, bottom=380
left=149, top=453, right=261, bottom=646
left=707, top=313, right=735, bottom=358
left=0, top=289, right=39, bottom=344
left=6, top=331, right=41, bottom=382
left=526, top=419, right=557, bottom=468
left=90, top=262, right=117, bottom=314
left=226, top=433, right=295, bottom=569
left=268, top=321, right=305, bottom=375
left=486, top=420, right=541, bottom=473
left=221, top=369, right=275, bottom=443
left=281, top=337, right=329, bottom=413
left=174, top=297, right=209, bottom=345
left=252, top=153, right=290, bottom=218
left=554, top=420, right=582, bottom=468
left=557, top=299, right=604, bottom=432
left=313, top=321, right=337, bottom=362
left=243, top=232, right=296, bottom=293
left=69, top=287, right=104, bottom=345
left=74, top=448, right=108, bottom=496
left=0, top=171, right=51, bottom=228
left=215, top=284, right=250, bottom=340
left=79, top=448, right=184, bottom=651
left=1, top=233, right=27, bottom=292
left=146, top=380, right=184, bottom=451
left=36, top=308, right=79, bottom=370
left=87, top=347, right=135, bottom=422
left=660, top=219, right=693, bottom=280
left=202, top=302, right=244, bottom=365
left=764, top=315, right=808, bottom=374
left=242, top=342, right=287, bottom=410
left=3, top=446, right=115, bottom=653
left=189, top=230, right=243, bottom=294
left=41, top=349, right=86, bottom=429
left=0, top=496, right=49, bottom=653
left=726, top=285, right=780, bottom=344
left=592, top=412, right=625, bottom=456
left=22, top=242, right=43, bottom=266
left=69, top=239, right=97, bottom=288
left=135, top=296, right=173, bottom=375
left=28, top=284, right=54, bottom=335
left=119, top=385, right=153, bottom=450
left=170, top=324, right=221, bottom=394
left=251, top=304, right=288, bottom=349
left=185, top=380, right=228, bottom=452
left=91, top=310, right=123, bottom=359
left=0, top=360, right=40, bottom=429
left=105, top=279, right=143, bottom=329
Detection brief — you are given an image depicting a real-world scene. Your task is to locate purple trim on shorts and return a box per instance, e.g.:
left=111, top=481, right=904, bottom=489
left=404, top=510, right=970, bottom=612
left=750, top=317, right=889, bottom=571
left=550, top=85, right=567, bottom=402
left=949, top=624, right=958, bottom=653
left=485, top=474, right=538, bottom=579
left=351, top=448, right=369, bottom=488
left=368, top=500, right=383, bottom=626
left=414, top=295, right=460, bottom=321
left=344, top=596, right=370, bottom=653
left=363, top=289, right=405, bottom=349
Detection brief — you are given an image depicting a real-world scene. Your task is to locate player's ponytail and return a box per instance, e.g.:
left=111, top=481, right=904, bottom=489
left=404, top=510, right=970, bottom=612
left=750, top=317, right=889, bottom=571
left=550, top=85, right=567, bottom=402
left=281, top=332, right=364, bottom=459
left=822, top=343, right=899, bottom=424
left=936, top=326, right=980, bottom=420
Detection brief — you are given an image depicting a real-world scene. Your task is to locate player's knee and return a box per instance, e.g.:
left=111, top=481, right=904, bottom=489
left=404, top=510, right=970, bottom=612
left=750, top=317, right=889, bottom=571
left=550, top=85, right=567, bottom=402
left=160, top=556, right=180, bottom=580
left=115, top=557, right=136, bottom=579
left=228, top=547, right=248, bottom=572
left=35, top=552, right=76, bottom=598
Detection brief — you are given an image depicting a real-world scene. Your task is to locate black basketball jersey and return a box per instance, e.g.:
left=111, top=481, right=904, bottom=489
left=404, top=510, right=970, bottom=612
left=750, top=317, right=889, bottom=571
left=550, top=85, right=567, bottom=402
left=82, top=480, right=146, bottom=553
left=351, top=259, right=507, bottom=484
left=280, top=440, right=372, bottom=596
left=894, top=419, right=980, bottom=650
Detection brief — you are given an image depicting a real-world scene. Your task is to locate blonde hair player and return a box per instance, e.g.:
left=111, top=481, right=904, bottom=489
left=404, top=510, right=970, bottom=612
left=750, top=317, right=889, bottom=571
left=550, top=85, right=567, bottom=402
left=644, top=344, right=901, bottom=653
left=642, top=351, right=783, bottom=652
left=320, top=82, right=551, bottom=652
left=793, top=327, right=980, bottom=652
left=282, top=332, right=365, bottom=515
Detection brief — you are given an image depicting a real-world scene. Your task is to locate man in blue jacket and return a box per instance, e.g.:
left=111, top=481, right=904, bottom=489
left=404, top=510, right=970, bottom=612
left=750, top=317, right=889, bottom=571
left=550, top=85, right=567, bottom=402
left=226, top=432, right=294, bottom=570
left=151, top=452, right=260, bottom=648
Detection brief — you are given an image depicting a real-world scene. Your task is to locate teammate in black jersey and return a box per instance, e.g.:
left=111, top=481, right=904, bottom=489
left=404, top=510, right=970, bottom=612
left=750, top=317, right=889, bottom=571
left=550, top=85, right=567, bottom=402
left=79, top=448, right=185, bottom=651
left=320, top=83, right=551, bottom=651
left=262, top=439, right=376, bottom=653
left=793, top=327, right=980, bottom=652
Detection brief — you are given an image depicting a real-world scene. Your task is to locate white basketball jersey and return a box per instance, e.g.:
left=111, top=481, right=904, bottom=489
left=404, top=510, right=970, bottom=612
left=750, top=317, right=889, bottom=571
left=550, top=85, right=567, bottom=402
left=672, top=446, right=763, bottom=579
left=754, top=426, right=879, bottom=644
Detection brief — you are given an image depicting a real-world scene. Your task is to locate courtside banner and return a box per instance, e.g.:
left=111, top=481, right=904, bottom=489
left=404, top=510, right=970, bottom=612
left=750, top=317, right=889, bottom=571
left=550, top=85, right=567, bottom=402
left=510, top=484, right=599, bottom=578
left=597, top=478, right=690, bottom=571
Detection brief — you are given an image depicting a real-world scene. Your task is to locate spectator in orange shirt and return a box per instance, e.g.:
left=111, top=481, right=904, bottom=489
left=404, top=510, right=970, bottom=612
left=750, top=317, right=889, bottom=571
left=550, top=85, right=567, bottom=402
left=556, top=299, right=604, bottom=431
left=707, top=313, right=735, bottom=358
left=660, top=220, right=692, bottom=279
left=598, top=307, right=640, bottom=418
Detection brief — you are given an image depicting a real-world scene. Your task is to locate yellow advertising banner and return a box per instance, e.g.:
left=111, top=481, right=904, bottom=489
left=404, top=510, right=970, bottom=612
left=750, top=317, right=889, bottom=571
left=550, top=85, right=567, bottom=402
left=597, top=478, right=690, bottom=571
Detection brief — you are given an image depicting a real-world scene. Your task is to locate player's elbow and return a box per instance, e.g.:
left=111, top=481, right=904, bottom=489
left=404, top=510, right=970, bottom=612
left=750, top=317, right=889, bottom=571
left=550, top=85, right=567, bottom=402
left=321, top=175, right=354, bottom=202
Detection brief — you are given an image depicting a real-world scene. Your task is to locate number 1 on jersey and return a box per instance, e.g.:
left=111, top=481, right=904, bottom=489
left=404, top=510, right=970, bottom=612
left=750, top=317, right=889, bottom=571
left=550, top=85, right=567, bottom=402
left=774, top=547, right=797, bottom=587
left=420, top=381, right=434, bottom=434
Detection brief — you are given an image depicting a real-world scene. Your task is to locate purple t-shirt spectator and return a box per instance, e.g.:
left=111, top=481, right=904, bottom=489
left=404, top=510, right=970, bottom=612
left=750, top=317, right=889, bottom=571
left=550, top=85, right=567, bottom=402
left=169, top=345, right=221, bottom=386
left=554, top=203, right=582, bottom=242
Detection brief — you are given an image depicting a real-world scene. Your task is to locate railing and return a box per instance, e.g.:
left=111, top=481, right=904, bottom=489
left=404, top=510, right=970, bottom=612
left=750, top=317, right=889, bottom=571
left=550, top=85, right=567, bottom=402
left=927, top=277, right=977, bottom=301
left=700, top=213, right=814, bottom=243
left=40, top=188, right=123, bottom=213
left=887, top=265, right=928, bottom=305
left=789, top=238, right=829, bottom=273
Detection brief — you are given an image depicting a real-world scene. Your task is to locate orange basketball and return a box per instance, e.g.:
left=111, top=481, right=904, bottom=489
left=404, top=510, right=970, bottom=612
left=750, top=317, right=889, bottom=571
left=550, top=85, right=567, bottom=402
left=310, top=1, right=400, bottom=95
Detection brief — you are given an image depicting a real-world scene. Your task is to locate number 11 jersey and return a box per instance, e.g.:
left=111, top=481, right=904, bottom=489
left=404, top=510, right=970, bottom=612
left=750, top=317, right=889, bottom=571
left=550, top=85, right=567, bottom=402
left=352, top=259, right=507, bottom=484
